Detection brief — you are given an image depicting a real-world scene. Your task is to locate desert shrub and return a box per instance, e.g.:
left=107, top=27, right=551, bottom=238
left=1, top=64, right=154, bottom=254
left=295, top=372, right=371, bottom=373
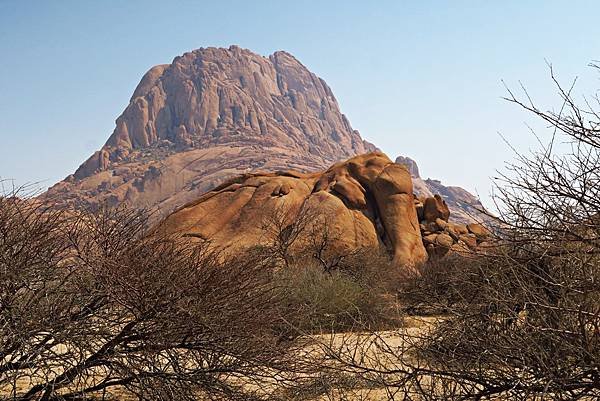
left=322, top=65, right=600, bottom=400
left=0, top=198, right=304, bottom=401
left=399, top=253, right=492, bottom=314
left=275, top=249, right=403, bottom=333
left=276, top=263, right=376, bottom=332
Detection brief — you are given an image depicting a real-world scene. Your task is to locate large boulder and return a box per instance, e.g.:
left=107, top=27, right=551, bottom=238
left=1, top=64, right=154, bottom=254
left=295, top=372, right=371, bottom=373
left=158, top=152, right=428, bottom=274
left=423, top=194, right=450, bottom=223
left=467, top=223, right=490, bottom=238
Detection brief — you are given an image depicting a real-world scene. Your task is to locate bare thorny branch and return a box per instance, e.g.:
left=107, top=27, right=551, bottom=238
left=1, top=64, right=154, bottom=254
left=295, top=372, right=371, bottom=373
left=312, top=63, right=600, bottom=400
left=0, top=197, right=318, bottom=400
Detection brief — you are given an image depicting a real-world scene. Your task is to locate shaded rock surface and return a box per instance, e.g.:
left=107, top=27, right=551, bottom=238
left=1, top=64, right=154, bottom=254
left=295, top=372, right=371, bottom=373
left=158, top=152, right=428, bottom=272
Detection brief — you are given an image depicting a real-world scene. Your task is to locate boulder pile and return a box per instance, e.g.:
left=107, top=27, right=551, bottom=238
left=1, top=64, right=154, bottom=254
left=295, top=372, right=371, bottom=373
left=157, top=151, right=492, bottom=277
left=415, top=194, right=490, bottom=257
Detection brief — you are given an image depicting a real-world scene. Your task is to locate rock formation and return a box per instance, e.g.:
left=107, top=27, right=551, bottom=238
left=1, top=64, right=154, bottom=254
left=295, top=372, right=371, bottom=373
left=158, top=152, right=428, bottom=273
left=395, top=156, right=420, bottom=178
left=414, top=194, right=490, bottom=258
left=44, top=46, right=375, bottom=215
left=43, top=45, right=487, bottom=233
left=395, top=155, right=488, bottom=224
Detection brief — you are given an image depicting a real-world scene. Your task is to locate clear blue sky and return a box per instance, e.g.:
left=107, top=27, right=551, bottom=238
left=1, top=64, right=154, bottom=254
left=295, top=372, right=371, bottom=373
left=1, top=1, right=599, bottom=207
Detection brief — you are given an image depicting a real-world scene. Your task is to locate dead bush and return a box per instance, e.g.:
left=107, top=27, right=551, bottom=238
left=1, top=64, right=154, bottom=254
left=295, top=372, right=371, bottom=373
left=0, top=198, right=303, bottom=400
left=322, top=64, right=600, bottom=399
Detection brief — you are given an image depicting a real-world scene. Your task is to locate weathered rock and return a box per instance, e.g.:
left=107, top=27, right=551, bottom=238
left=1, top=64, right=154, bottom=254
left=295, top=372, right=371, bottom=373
left=435, top=217, right=448, bottom=231
left=423, top=194, right=450, bottom=223
left=453, top=223, right=469, bottom=235
left=423, top=233, right=439, bottom=245
left=158, top=152, right=428, bottom=273
left=445, top=225, right=460, bottom=241
left=467, top=223, right=490, bottom=239
left=415, top=192, right=492, bottom=257
left=421, top=222, right=434, bottom=233
left=459, top=233, right=478, bottom=250
left=435, top=233, right=454, bottom=249
left=414, top=199, right=424, bottom=221
left=395, top=156, right=420, bottom=178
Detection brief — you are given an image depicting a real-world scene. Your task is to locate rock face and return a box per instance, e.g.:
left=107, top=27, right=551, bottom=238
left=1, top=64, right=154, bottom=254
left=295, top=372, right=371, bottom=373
left=423, top=194, right=451, bottom=223
left=156, top=151, right=491, bottom=270
left=395, top=156, right=420, bottom=178
left=395, top=155, right=488, bottom=224
left=158, top=152, right=428, bottom=272
left=44, top=46, right=375, bottom=215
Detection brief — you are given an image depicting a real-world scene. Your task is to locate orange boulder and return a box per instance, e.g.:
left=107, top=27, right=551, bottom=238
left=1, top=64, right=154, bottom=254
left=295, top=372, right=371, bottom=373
left=158, top=152, right=428, bottom=274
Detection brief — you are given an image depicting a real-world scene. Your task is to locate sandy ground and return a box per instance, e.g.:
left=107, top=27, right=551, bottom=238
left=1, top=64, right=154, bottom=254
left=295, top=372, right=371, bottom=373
left=1, top=316, right=439, bottom=401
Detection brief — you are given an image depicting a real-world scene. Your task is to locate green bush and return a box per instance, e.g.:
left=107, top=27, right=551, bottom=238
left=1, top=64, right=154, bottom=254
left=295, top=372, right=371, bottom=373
left=275, top=257, right=400, bottom=333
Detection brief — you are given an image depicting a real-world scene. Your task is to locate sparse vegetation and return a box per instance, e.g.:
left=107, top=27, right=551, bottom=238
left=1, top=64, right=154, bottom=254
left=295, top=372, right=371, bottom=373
left=0, top=196, right=308, bottom=400
left=275, top=258, right=399, bottom=333
left=4, top=63, right=600, bottom=400
left=321, top=65, right=600, bottom=400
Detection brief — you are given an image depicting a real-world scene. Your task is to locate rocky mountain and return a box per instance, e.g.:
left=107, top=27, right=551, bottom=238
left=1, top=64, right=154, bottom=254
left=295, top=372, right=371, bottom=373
left=44, top=45, right=485, bottom=226
left=44, top=46, right=374, bottom=215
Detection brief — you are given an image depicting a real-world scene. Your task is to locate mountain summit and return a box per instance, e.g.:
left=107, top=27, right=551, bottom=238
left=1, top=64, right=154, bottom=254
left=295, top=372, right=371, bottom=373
left=45, top=46, right=485, bottom=224
left=45, top=46, right=375, bottom=213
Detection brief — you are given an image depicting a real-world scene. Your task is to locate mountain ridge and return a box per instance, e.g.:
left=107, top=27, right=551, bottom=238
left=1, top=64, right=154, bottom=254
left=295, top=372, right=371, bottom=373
left=72, top=45, right=374, bottom=180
